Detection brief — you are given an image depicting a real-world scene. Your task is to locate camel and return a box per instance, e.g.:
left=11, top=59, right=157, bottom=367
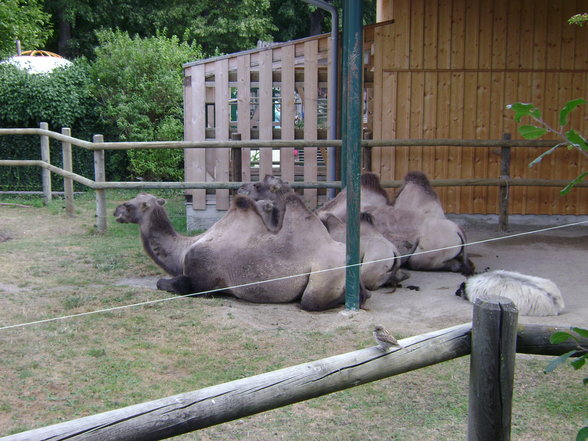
left=238, top=175, right=295, bottom=231
left=113, top=193, right=200, bottom=276
left=315, top=172, right=389, bottom=222
left=321, top=212, right=409, bottom=291
left=387, top=171, right=474, bottom=275
left=316, top=171, right=474, bottom=275
left=157, top=192, right=370, bottom=311
left=116, top=191, right=369, bottom=311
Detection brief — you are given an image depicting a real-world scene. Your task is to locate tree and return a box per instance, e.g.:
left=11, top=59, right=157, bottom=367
left=89, top=30, right=203, bottom=181
left=0, top=0, right=52, bottom=58
left=42, top=0, right=276, bottom=58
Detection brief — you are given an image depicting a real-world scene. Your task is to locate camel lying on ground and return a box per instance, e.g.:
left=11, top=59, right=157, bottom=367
left=316, top=171, right=475, bottom=275
left=114, top=193, right=200, bottom=276
left=115, top=191, right=369, bottom=311
left=321, top=212, right=409, bottom=291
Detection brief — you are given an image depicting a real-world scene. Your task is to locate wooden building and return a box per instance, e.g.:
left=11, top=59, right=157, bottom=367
left=183, top=0, right=588, bottom=219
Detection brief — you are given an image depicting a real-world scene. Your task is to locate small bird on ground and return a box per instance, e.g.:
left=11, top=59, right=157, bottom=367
left=373, top=325, right=401, bottom=352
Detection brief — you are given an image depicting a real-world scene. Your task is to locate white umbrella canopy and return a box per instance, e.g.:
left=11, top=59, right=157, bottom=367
left=1, top=50, right=72, bottom=74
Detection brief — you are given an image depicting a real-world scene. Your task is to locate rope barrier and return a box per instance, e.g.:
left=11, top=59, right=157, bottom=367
left=1, top=219, right=586, bottom=332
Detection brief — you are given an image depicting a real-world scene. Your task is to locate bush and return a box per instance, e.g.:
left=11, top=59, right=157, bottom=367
left=0, top=61, right=100, bottom=191
left=89, top=30, right=203, bottom=181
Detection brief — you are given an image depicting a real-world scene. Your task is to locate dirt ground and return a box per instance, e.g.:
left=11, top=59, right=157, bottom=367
left=117, top=216, right=588, bottom=340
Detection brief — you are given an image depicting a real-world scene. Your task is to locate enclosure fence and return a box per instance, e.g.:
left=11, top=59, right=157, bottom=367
left=1, top=124, right=587, bottom=233
left=1, top=296, right=586, bottom=441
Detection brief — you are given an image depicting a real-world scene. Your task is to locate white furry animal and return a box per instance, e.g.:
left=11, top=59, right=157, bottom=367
left=455, top=270, right=565, bottom=316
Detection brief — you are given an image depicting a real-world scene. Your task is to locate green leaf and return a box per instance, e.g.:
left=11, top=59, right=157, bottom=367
left=572, top=327, right=588, bottom=338
left=559, top=98, right=586, bottom=126
left=577, top=426, right=588, bottom=441
left=544, top=350, right=577, bottom=373
left=561, top=172, right=588, bottom=195
left=529, top=143, right=566, bottom=167
left=566, top=129, right=588, bottom=152
left=506, top=102, right=542, bottom=122
left=571, top=355, right=586, bottom=370
left=550, top=331, right=575, bottom=344
left=519, top=125, right=549, bottom=139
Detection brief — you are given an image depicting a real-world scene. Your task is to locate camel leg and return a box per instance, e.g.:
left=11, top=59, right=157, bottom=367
left=156, top=276, right=194, bottom=295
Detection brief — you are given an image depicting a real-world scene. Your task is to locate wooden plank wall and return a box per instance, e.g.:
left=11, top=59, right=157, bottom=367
left=184, top=34, right=331, bottom=210
left=371, top=0, right=588, bottom=214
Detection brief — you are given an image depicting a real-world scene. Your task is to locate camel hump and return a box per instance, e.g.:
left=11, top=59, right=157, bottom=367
left=361, top=172, right=389, bottom=200
left=233, top=194, right=258, bottom=211
left=403, top=171, right=437, bottom=198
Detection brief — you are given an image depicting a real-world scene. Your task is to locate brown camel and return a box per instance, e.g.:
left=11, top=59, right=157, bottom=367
left=113, top=193, right=200, bottom=276
left=321, top=212, right=409, bottom=291
left=157, top=193, right=369, bottom=311
left=117, top=191, right=369, bottom=311
left=316, top=171, right=474, bottom=275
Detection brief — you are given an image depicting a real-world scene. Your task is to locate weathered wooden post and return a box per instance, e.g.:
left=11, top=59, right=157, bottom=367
left=40, top=122, right=52, bottom=204
left=93, top=134, right=107, bottom=233
left=499, top=133, right=511, bottom=232
left=468, top=296, right=518, bottom=441
left=230, top=132, right=242, bottom=188
left=61, top=128, right=74, bottom=216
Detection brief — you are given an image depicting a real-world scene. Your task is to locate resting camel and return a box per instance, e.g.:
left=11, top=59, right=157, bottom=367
left=315, top=172, right=389, bottom=222
left=114, top=193, right=200, bottom=276
left=116, top=192, right=369, bottom=311
left=321, top=212, right=409, bottom=291
left=316, top=171, right=474, bottom=275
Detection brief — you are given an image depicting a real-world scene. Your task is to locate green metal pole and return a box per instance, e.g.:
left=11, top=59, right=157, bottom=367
left=343, top=0, right=363, bottom=310
left=340, top=3, right=349, bottom=186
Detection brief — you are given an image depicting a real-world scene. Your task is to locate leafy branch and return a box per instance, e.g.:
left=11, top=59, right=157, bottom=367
left=544, top=327, right=588, bottom=441
left=506, top=99, right=588, bottom=194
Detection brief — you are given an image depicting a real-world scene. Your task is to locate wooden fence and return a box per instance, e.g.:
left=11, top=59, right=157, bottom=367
left=2, top=297, right=586, bottom=441
left=1, top=125, right=587, bottom=233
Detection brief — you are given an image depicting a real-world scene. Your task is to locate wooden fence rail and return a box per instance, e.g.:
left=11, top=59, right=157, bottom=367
left=1, top=301, right=586, bottom=441
left=2, top=125, right=587, bottom=232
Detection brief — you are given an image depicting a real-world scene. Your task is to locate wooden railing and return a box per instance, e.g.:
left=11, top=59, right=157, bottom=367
left=1, top=297, right=586, bottom=441
left=2, top=124, right=586, bottom=233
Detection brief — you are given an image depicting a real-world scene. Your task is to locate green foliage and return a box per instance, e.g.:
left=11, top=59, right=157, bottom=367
left=0, top=0, right=52, bottom=58
left=569, top=13, right=588, bottom=27
left=544, top=327, right=588, bottom=441
left=0, top=60, right=98, bottom=190
left=89, top=30, right=202, bottom=181
left=506, top=99, right=588, bottom=194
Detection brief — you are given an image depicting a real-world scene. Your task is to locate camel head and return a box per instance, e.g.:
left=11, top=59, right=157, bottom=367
left=237, top=175, right=293, bottom=201
left=114, top=192, right=166, bottom=224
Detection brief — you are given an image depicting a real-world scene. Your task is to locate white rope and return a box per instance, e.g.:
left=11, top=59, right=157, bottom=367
left=1, top=219, right=586, bottom=332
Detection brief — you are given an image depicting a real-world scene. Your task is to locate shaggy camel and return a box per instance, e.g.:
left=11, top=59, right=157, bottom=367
left=113, top=193, right=200, bottom=276
left=157, top=193, right=370, bottom=311
left=316, top=171, right=474, bottom=275
left=321, top=212, right=409, bottom=291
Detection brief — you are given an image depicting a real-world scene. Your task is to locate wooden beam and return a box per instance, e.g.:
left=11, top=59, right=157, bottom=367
left=3, top=323, right=472, bottom=441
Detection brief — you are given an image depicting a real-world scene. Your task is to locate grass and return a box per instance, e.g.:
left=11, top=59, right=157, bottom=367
left=0, top=190, right=585, bottom=440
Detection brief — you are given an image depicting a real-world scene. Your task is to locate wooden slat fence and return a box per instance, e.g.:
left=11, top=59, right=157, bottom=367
left=370, top=0, right=588, bottom=215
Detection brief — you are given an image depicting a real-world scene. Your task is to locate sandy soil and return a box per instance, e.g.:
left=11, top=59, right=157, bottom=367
left=115, top=217, right=588, bottom=339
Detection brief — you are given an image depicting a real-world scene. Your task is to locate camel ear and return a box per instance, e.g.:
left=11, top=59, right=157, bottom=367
left=157, top=198, right=166, bottom=206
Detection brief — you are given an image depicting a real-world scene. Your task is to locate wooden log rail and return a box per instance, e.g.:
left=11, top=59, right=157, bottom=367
left=1, top=320, right=585, bottom=441
left=2, top=125, right=587, bottom=232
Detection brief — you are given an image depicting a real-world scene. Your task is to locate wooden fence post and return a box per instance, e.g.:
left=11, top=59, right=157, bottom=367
left=468, top=296, right=518, bottom=441
left=40, top=122, right=52, bottom=204
left=93, top=134, right=107, bottom=233
left=61, top=128, right=74, bottom=216
left=230, top=133, right=242, bottom=189
left=499, top=133, right=511, bottom=232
